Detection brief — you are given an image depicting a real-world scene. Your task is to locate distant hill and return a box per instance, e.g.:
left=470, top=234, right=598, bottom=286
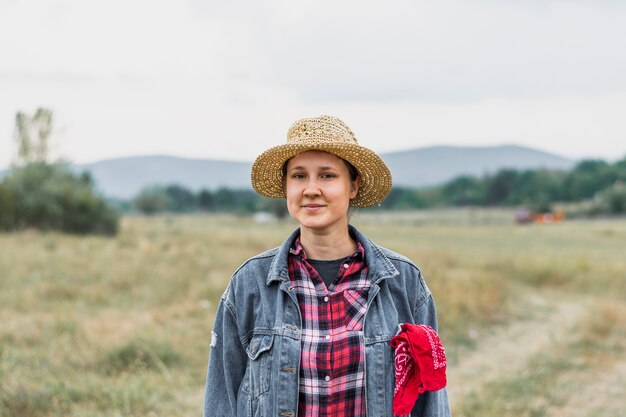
left=2, top=145, right=572, bottom=199
left=72, top=155, right=251, bottom=199
left=383, top=145, right=574, bottom=188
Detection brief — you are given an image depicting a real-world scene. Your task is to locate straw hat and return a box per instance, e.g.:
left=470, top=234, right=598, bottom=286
left=251, top=115, right=392, bottom=207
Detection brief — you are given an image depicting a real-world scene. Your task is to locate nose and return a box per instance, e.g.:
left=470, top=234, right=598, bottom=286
left=303, top=177, right=321, bottom=197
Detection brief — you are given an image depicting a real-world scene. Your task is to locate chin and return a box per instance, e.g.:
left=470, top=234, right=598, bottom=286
left=297, top=219, right=329, bottom=230
left=299, top=216, right=348, bottom=232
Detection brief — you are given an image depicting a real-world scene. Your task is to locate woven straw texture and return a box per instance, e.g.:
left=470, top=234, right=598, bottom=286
left=251, top=115, right=392, bottom=208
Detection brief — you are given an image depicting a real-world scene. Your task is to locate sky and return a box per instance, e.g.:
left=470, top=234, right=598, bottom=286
left=1, top=0, right=625, bottom=170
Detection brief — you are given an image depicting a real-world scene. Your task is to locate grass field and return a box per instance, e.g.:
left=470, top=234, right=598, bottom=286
left=1, top=211, right=625, bottom=417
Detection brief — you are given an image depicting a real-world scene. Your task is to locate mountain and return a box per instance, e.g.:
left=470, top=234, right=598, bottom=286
left=45, top=145, right=574, bottom=199
left=72, top=155, right=251, bottom=199
left=383, top=145, right=574, bottom=188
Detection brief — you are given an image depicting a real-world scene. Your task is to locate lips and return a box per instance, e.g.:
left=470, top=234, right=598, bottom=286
left=302, top=204, right=325, bottom=212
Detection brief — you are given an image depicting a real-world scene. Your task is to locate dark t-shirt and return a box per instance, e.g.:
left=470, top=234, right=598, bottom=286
left=308, top=258, right=345, bottom=288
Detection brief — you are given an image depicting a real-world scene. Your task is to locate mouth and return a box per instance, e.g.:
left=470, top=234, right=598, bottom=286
left=302, top=204, right=325, bottom=212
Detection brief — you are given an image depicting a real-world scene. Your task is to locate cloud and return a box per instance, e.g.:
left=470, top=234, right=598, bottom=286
left=205, top=1, right=626, bottom=103
left=0, top=0, right=220, bottom=80
left=3, top=0, right=625, bottom=103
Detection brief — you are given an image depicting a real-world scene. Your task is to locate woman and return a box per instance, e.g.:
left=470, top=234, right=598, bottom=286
left=203, top=115, right=450, bottom=417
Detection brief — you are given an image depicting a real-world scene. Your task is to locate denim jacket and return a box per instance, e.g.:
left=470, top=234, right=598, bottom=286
left=203, top=226, right=451, bottom=417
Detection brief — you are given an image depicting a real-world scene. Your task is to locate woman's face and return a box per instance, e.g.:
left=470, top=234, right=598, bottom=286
left=285, top=151, right=359, bottom=233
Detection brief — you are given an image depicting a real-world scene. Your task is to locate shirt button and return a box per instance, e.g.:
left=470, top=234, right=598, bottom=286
left=323, top=296, right=329, bottom=302
left=324, top=376, right=331, bottom=382
left=325, top=335, right=331, bottom=340
left=343, top=263, right=349, bottom=269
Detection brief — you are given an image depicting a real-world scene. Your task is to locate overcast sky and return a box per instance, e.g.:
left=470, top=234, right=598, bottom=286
left=1, top=0, right=625, bottom=169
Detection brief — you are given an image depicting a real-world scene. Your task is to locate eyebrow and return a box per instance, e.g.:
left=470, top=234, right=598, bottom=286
left=289, top=165, right=336, bottom=171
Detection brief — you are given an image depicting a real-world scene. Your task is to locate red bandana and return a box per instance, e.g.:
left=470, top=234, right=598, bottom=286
left=389, top=324, right=447, bottom=416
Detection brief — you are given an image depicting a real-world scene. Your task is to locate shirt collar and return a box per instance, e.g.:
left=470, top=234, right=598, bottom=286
left=267, top=226, right=398, bottom=285
left=289, top=233, right=366, bottom=262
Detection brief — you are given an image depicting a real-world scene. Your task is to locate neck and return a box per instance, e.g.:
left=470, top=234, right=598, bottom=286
left=299, top=224, right=356, bottom=260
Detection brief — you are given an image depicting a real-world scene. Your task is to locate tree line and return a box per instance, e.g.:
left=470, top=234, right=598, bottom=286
left=129, top=157, right=626, bottom=216
left=129, top=185, right=288, bottom=218
left=379, top=158, right=626, bottom=214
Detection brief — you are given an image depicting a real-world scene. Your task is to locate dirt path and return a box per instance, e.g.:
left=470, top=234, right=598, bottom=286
left=446, top=293, right=588, bottom=409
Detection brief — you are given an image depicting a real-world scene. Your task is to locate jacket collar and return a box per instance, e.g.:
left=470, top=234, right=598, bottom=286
left=266, top=225, right=399, bottom=286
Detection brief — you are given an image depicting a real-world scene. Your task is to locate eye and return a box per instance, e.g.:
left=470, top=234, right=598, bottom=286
left=321, top=173, right=336, bottom=179
left=291, top=173, right=306, bottom=179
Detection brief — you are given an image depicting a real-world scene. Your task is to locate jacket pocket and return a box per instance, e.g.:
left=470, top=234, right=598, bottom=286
left=243, top=334, right=274, bottom=399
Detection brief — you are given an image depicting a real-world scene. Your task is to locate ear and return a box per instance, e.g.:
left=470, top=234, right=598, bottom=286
left=349, top=175, right=361, bottom=200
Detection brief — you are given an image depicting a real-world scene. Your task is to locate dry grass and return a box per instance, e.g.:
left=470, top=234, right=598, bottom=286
left=455, top=301, right=626, bottom=417
left=0, top=210, right=624, bottom=416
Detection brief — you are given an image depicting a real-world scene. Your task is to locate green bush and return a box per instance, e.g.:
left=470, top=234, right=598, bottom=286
left=0, top=184, right=18, bottom=229
left=589, top=181, right=626, bottom=215
left=132, top=186, right=174, bottom=214
left=0, top=162, right=118, bottom=235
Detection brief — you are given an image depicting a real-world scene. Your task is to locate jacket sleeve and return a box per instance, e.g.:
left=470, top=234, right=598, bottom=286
left=203, top=297, right=247, bottom=417
left=411, top=284, right=451, bottom=417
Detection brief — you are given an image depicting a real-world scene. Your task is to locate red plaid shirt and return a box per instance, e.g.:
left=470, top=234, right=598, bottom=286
left=288, top=236, right=370, bottom=417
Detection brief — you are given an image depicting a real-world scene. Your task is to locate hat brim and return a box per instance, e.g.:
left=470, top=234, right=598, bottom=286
left=251, top=143, right=392, bottom=208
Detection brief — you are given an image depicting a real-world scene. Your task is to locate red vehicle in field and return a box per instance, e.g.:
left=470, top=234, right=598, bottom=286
left=515, top=207, right=565, bottom=224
